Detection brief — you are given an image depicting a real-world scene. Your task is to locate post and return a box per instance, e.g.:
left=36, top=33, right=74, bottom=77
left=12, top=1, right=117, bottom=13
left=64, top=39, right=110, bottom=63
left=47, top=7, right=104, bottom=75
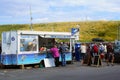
left=76, top=25, right=80, bottom=42
left=29, top=6, right=33, bottom=31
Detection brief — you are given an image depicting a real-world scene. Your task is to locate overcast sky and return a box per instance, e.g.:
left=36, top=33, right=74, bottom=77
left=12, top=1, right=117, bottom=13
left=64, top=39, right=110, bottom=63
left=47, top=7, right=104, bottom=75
left=0, top=0, right=120, bottom=25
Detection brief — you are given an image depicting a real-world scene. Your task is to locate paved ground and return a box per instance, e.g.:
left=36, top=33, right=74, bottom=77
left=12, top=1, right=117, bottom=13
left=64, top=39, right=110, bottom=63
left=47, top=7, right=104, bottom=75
left=0, top=62, right=120, bottom=80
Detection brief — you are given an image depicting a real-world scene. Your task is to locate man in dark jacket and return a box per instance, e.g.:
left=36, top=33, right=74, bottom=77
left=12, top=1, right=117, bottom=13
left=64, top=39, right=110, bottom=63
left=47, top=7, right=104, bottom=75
left=106, top=42, right=114, bottom=66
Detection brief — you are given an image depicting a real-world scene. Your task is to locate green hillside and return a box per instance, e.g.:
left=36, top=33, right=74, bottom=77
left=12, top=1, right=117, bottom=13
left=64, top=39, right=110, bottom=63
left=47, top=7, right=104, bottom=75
left=0, top=21, right=120, bottom=42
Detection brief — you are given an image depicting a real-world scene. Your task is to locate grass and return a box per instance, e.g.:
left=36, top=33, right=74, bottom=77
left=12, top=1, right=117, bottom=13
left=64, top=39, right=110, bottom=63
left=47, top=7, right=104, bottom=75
left=0, top=21, right=120, bottom=42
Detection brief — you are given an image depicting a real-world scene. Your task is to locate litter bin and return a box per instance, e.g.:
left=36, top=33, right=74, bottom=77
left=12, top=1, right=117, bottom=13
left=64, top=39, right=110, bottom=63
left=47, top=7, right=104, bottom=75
left=75, top=43, right=81, bottom=61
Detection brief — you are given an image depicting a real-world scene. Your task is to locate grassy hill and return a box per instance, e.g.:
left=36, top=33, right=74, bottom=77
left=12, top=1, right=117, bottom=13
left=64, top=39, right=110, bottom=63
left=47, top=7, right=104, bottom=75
left=0, top=21, right=120, bottom=42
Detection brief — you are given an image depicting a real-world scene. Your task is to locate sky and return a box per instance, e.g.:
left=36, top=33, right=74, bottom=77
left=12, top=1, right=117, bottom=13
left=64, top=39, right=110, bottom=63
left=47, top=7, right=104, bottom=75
left=0, top=0, right=120, bottom=25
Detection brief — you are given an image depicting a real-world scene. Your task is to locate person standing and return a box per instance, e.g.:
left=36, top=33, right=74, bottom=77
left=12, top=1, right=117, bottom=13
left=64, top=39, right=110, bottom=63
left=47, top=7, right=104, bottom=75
left=50, top=45, right=60, bottom=67
left=87, top=43, right=92, bottom=66
left=93, top=43, right=99, bottom=56
left=99, top=43, right=105, bottom=60
left=80, top=43, right=87, bottom=65
left=59, top=42, right=66, bottom=66
left=106, top=42, right=114, bottom=66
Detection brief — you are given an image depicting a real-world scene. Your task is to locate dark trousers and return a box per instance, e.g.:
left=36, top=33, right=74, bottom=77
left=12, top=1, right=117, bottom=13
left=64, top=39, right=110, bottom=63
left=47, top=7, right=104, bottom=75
left=55, top=57, right=59, bottom=67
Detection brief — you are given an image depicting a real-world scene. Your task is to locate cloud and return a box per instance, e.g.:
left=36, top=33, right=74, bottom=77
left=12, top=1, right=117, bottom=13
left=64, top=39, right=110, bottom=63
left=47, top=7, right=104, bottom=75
left=33, top=17, right=49, bottom=23
left=0, top=0, right=120, bottom=24
left=59, top=0, right=120, bottom=13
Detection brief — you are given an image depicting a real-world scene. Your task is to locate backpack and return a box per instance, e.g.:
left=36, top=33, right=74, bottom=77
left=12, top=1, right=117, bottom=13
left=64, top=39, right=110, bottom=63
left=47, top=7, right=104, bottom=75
left=99, top=45, right=105, bottom=52
left=93, top=45, right=98, bottom=53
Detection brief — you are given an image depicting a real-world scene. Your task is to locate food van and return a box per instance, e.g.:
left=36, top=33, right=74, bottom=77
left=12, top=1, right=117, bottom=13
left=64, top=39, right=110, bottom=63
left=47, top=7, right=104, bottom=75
left=0, top=28, right=79, bottom=65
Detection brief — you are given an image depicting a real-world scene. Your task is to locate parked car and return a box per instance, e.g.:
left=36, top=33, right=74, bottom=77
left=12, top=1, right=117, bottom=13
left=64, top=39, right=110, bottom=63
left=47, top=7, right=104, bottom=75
left=92, top=38, right=104, bottom=42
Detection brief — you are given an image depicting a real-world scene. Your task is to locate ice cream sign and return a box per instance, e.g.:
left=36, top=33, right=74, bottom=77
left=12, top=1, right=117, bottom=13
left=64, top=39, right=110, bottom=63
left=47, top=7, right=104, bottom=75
left=71, top=28, right=79, bottom=36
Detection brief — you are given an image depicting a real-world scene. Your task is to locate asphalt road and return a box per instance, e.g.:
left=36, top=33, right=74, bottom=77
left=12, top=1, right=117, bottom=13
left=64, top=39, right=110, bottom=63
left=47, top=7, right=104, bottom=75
left=0, top=62, right=120, bottom=80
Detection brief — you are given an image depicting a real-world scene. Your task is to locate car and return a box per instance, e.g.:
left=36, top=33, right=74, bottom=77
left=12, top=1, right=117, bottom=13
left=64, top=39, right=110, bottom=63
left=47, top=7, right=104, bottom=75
left=92, top=38, right=104, bottom=42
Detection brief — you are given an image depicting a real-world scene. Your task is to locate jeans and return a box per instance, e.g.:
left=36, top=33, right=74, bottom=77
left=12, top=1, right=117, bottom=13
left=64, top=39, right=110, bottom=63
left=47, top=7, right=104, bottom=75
left=61, top=53, right=66, bottom=66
